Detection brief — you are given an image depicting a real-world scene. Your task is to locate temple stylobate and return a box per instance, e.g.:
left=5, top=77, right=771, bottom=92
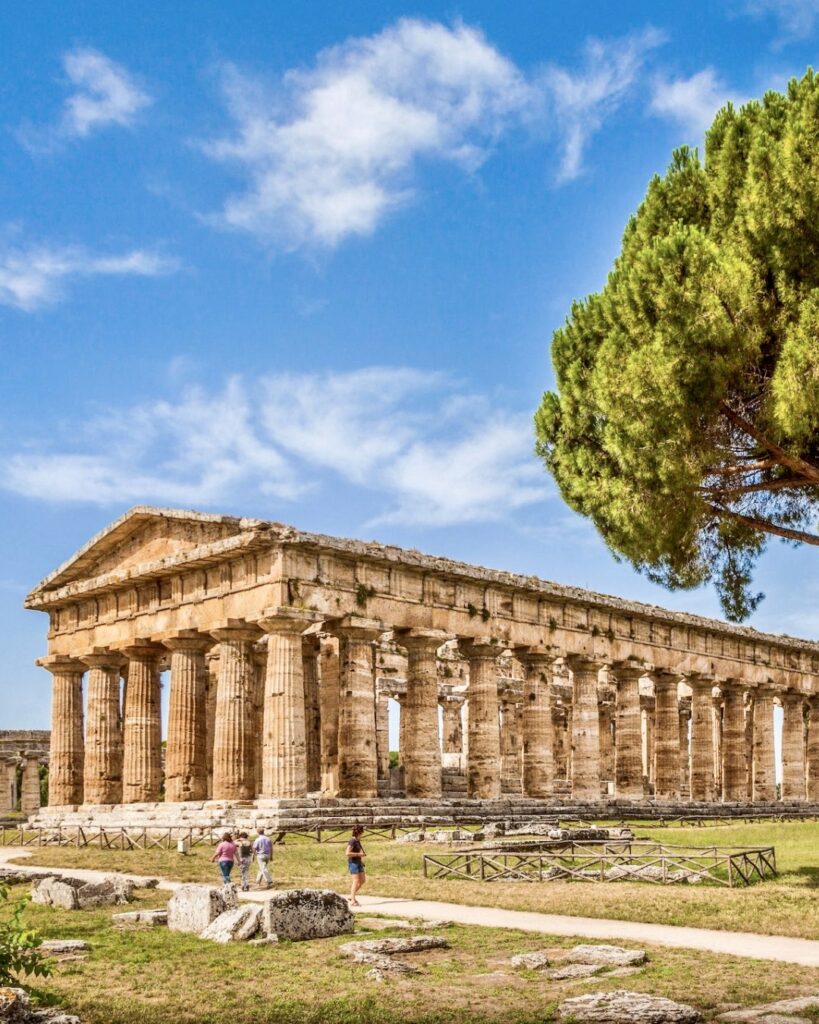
left=23, top=506, right=819, bottom=818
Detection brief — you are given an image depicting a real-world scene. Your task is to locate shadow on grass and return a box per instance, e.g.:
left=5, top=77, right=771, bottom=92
left=782, top=866, right=819, bottom=887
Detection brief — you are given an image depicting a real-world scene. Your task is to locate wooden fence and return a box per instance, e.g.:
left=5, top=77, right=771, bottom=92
left=422, top=839, right=776, bottom=887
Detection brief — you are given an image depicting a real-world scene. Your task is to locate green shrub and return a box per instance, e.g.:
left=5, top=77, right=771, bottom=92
left=0, top=881, right=50, bottom=986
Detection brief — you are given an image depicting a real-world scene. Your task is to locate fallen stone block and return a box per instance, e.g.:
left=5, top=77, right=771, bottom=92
left=349, top=949, right=418, bottom=975
left=167, top=884, right=228, bottom=934
left=0, top=987, right=81, bottom=1024
left=248, top=935, right=279, bottom=947
left=511, top=951, right=551, bottom=970
left=567, top=945, right=648, bottom=967
left=557, top=990, right=702, bottom=1024
left=112, top=909, right=167, bottom=928
left=339, top=936, right=448, bottom=956
left=262, top=889, right=354, bottom=942
left=546, top=963, right=603, bottom=980
left=200, top=905, right=262, bottom=944
left=718, top=998, right=819, bottom=1022
left=75, top=877, right=134, bottom=909
left=40, top=940, right=89, bottom=956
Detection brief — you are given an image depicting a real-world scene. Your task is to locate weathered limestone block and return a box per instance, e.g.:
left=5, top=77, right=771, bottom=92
left=75, top=877, right=134, bottom=909
left=511, top=951, right=551, bottom=970
left=545, top=963, right=603, bottom=980
left=112, top=909, right=167, bottom=927
left=39, top=940, right=89, bottom=955
left=30, top=877, right=81, bottom=910
left=200, top=904, right=262, bottom=943
left=167, top=884, right=229, bottom=934
left=566, top=945, right=648, bottom=967
left=0, top=988, right=81, bottom=1024
left=718, top=996, right=819, bottom=1021
left=262, top=888, right=354, bottom=941
left=557, top=990, right=701, bottom=1024
left=340, top=936, right=448, bottom=956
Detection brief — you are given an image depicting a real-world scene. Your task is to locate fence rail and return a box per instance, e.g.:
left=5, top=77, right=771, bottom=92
left=422, top=840, right=777, bottom=887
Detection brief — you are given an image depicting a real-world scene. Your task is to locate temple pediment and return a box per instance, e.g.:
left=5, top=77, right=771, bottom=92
left=27, top=506, right=248, bottom=598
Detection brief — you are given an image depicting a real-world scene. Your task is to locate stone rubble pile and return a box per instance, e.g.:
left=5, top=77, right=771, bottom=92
left=166, top=884, right=354, bottom=944
left=339, top=935, right=449, bottom=981
left=556, top=990, right=702, bottom=1024
left=30, top=875, right=136, bottom=911
left=0, top=987, right=80, bottom=1024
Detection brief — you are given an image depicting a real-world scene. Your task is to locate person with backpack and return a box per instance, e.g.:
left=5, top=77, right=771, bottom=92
left=253, top=828, right=273, bottom=889
left=237, top=831, right=253, bottom=892
left=346, top=825, right=366, bottom=906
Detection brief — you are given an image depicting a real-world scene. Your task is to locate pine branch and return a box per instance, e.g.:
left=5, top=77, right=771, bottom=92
left=709, top=504, right=819, bottom=546
left=719, top=402, right=819, bottom=483
left=702, top=478, right=818, bottom=496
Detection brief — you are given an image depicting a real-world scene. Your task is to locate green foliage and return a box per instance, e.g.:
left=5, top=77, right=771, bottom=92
left=536, top=72, right=819, bottom=620
left=0, top=881, right=50, bottom=986
left=388, top=751, right=399, bottom=770
left=355, top=583, right=376, bottom=608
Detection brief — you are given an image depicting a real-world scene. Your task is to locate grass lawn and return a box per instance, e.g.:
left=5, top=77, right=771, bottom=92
left=13, top=820, right=819, bottom=939
left=5, top=883, right=819, bottom=1024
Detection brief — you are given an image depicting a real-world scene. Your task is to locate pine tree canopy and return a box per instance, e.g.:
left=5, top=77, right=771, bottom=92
left=535, top=71, right=819, bottom=622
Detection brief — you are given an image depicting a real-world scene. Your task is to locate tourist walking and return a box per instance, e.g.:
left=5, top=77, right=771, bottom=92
left=211, top=832, right=238, bottom=884
left=237, top=832, right=253, bottom=892
left=253, top=828, right=273, bottom=888
left=346, top=825, right=366, bottom=907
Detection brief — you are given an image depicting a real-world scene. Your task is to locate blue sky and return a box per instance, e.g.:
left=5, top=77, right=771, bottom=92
left=3, top=0, right=819, bottom=727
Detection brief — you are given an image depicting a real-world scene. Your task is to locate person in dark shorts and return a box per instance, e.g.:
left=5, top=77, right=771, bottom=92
left=346, top=825, right=366, bottom=906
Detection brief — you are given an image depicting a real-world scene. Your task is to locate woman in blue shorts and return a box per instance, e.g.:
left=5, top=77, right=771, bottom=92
left=346, top=825, right=366, bottom=906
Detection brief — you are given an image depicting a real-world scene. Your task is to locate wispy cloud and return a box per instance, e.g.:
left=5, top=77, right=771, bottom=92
left=203, top=19, right=667, bottom=247
left=2, top=368, right=550, bottom=527
left=741, top=0, right=819, bottom=43
left=19, top=47, right=152, bottom=151
left=0, top=242, right=179, bottom=311
left=538, top=27, right=666, bottom=182
left=650, top=68, right=743, bottom=137
left=204, top=18, right=531, bottom=248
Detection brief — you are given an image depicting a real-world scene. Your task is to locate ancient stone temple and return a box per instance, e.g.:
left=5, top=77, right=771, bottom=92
left=22, top=507, right=819, bottom=822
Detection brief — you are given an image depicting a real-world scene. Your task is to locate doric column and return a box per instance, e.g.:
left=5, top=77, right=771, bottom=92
left=376, top=692, right=391, bottom=784
left=599, top=703, right=614, bottom=789
left=319, top=635, right=340, bottom=795
left=679, top=704, right=691, bottom=796
left=565, top=656, right=602, bottom=801
left=121, top=644, right=162, bottom=803
left=205, top=653, right=218, bottom=798
left=781, top=692, right=807, bottom=801
left=520, top=648, right=556, bottom=798
left=807, top=696, right=819, bottom=803
left=252, top=643, right=267, bottom=797
left=20, top=754, right=41, bottom=816
left=744, top=695, right=754, bottom=800
left=611, top=661, right=643, bottom=800
left=712, top=694, right=723, bottom=796
left=500, top=698, right=523, bottom=795
left=441, top=697, right=464, bottom=754
left=751, top=687, right=776, bottom=802
left=41, top=657, right=85, bottom=806
left=303, top=635, right=322, bottom=793
left=653, top=671, right=680, bottom=800
left=210, top=623, right=263, bottom=801
left=0, top=760, right=15, bottom=813
left=721, top=682, right=746, bottom=802
left=163, top=635, right=210, bottom=803
left=332, top=616, right=382, bottom=799
left=689, top=676, right=715, bottom=801
left=461, top=638, right=503, bottom=799
left=396, top=629, right=447, bottom=799
left=257, top=608, right=322, bottom=799
left=82, top=649, right=124, bottom=805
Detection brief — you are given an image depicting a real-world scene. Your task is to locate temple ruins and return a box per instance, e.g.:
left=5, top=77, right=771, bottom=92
left=20, top=506, right=819, bottom=824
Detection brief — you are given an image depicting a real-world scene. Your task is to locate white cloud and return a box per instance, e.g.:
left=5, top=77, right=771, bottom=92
left=538, top=28, right=666, bottom=182
left=205, top=18, right=530, bottom=248
left=3, top=368, right=550, bottom=528
left=742, top=0, right=819, bottom=42
left=0, top=243, right=178, bottom=312
left=650, top=68, right=742, bottom=137
left=19, top=47, right=152, bottom=150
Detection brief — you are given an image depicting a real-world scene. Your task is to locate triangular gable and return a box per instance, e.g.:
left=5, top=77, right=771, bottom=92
left=27, top=506, right=246, bottom=598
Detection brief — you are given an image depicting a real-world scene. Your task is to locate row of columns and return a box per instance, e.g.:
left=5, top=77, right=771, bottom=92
left=0, top=754, right=42, bottom=815
left=45, top=620, right=819, bottom=806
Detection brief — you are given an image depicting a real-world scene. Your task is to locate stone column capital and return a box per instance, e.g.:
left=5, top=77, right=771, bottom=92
left=324, top=614, right=384, bottom=642
left=459, top=636, right=504, bottom=660
left=159, top=631, right=213, bottom=653
left=80, top=648, right=126, bottom=671
left=610, top=659, right=645, bottom=681
left=209, top=621, right=264, bottom=644
left=780, top=690, right=806, bottom=706
left=302, top=632, right=322, bottom=654
left=37, top=655, right=85, bottom=675
left=117, top=641, right=165, bottom=661
left=564, top=654, right=603, bottom=674
left=518, top=645, right=560, bottom=668
left=394, top=627, right=450, bottom=652
left=258, top=606, right=324, bottom=634
left=651, top=668, right=679, bottom=689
